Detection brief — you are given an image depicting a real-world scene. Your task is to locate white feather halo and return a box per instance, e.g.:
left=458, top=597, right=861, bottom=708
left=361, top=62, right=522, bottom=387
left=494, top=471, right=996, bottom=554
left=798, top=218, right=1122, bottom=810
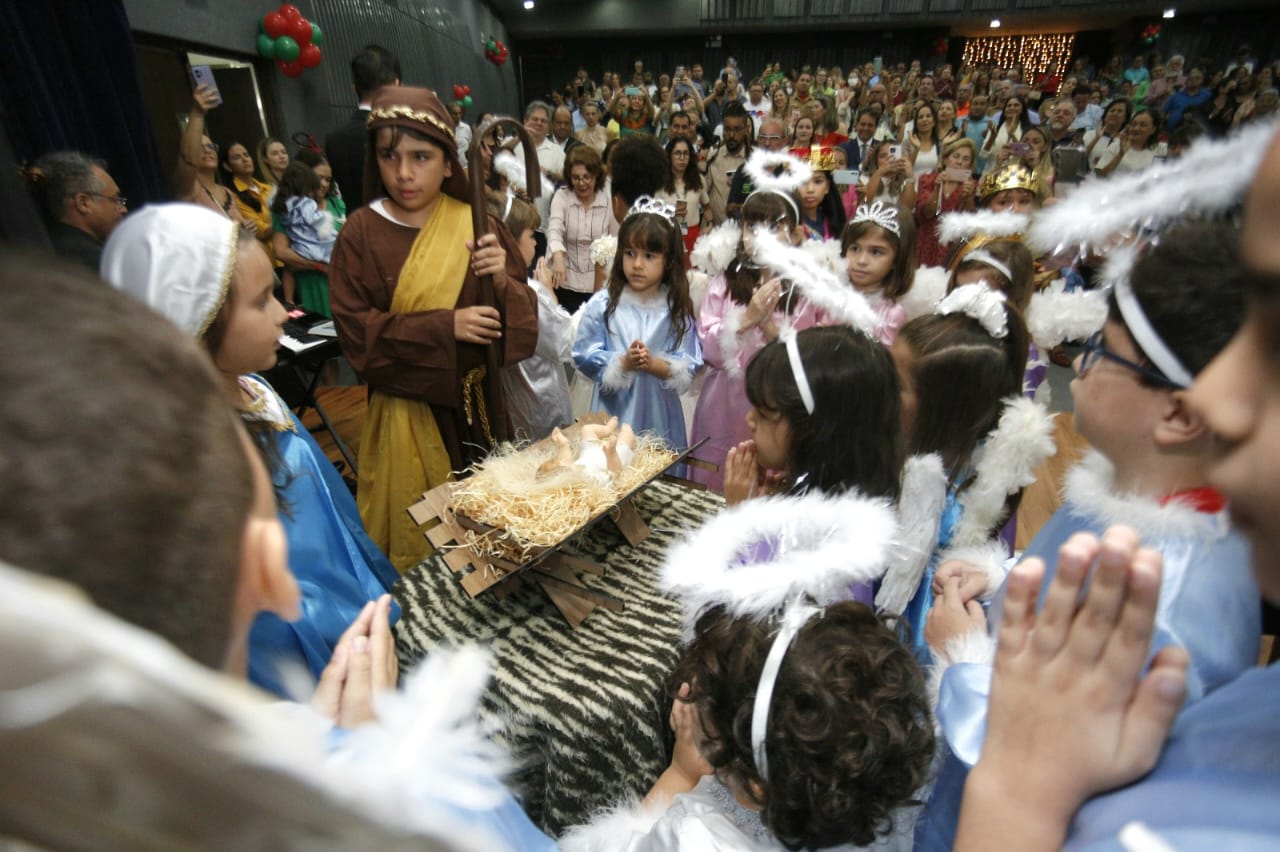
left=936, top=283, right=1009, bottom=338
left=900, top=264, right=950, bottom=321
left=1027, top=118, right=1278, bottom=257
left=492, top=149, right=555, bottom=198
left=950, top=395, right=1058, bottom=550
left=742, top=148, right=813, bottom=197
left=938, top=210, right=1029, bottom=246
left=689, top=219, right=742, bottom=274
left=1026, top=278, right=1108, bottom=350
left=660, top=491, right=898, bottom=621
left=748, top=226, right=879, bottom=336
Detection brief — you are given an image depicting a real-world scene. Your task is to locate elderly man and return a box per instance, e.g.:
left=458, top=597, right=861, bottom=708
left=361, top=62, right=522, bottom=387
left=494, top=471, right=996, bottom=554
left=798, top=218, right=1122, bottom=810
left=31, top=151, right=125, bottom=272
left=1046, top=99, right=1082, bottom=148
left=521, top=100, right=565, bottom=261
left=725, top=115, right=787, bottom=219
left=551, top=105, right=581, bottom=154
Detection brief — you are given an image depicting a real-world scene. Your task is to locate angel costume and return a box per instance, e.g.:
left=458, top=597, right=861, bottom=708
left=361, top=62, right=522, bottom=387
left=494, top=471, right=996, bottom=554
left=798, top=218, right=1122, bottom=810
left=572, top=286, right=703, bottom=450
left=914, top=452, right=1261, bottom=851
left=239, top=375, right=401, bottom=696
left=689, top=272, right=826, bottom=490
left=501, top=274, right=574, bottom=441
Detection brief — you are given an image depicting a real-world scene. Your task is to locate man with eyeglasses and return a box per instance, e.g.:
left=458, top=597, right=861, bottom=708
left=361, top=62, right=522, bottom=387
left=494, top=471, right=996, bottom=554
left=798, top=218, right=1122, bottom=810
left=31, top=151, right=126, bottom=272
left=703, top=101, right=751, bottom=225
left=725, top=116, right=785, bottom=220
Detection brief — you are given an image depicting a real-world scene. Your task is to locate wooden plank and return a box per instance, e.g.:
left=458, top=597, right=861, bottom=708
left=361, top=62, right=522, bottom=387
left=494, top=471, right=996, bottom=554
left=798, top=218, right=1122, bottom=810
left=532, top=562, right=625, bottom=612
left=612, top=498, right=650, bottom=546
left=543, top=551, right=605, bottom=577
left=407, top=483, right=453, bottom=526
left=533, top=575, right=598, bottom=627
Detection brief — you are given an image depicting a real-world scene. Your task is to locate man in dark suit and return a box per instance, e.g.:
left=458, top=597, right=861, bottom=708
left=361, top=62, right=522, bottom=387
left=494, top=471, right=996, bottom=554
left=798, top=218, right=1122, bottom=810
left=840, top=108, right=880, bottom=171
left=324, top=45, right=401, bottom=210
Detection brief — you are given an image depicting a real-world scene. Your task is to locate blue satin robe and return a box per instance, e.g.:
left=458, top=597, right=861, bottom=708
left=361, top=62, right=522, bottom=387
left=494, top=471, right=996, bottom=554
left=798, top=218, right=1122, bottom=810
left=572, top=287, right=703, bottom=449
left=243, top=376, right=400, bottom=697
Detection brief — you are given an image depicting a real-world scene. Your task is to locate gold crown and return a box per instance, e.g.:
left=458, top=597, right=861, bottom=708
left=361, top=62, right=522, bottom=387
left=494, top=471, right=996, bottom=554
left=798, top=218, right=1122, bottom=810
left=978, top=162, right=1040, bottom=201
left=805, top=144, right=838, bottom=172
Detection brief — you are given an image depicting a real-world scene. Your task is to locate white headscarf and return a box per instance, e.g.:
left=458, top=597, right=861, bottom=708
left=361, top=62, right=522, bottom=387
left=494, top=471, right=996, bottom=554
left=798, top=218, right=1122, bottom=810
left=100, top=204, right=240, bottom=338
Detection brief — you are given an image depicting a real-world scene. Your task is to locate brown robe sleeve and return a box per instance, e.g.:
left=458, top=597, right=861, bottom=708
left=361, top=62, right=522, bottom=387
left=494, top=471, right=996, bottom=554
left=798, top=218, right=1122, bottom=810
left=328, top=208, right=538, bottom=406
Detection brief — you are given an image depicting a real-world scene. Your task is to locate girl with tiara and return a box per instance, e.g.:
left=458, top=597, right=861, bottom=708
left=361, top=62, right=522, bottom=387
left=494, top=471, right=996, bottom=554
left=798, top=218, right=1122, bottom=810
left=328, top=86, right=539, bottom=572
left=561, top=464, right=934, bottom=851
left=688, top=149, right=828, bottom=492
left=876, top=285, right=1055, bottom=661
left=572, top=196, right=702, bottom=450
left=841, top=200, right=917, bottom=346
left=793, top=145, right=847, bottom=241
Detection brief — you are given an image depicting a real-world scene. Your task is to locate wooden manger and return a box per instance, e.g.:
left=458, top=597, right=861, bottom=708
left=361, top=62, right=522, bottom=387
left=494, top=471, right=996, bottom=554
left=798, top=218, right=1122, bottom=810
left=407, top=414, right=709, bottom=627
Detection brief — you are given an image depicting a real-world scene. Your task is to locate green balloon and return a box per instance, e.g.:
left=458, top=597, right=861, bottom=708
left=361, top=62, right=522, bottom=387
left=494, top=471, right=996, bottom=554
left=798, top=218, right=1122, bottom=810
left=274, top=35, right=300, bottom=62
left=258, top=15, right=266, bottom=34
left=462, top=95, right=473, bottom=107
left=310, top=22, right=324, bottom=46
left=256, top=33, right=276, bottom=58
left=486, top=39, right=497, bottom=52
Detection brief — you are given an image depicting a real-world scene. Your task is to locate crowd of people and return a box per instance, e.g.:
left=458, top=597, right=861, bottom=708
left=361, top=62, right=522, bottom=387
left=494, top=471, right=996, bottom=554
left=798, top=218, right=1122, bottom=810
left=8, top=31, right=1280, bottom=851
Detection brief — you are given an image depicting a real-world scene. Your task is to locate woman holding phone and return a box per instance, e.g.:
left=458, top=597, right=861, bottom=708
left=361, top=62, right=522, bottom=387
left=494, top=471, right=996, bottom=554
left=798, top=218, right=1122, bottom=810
left=913, top=138, right=977, bottom=266
left=981, top=94, right=1031, bottom=175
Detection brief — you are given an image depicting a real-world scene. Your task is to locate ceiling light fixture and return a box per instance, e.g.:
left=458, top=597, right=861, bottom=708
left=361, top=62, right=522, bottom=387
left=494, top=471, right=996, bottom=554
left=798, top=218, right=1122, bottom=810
left=990, top=18, right=1000, bottom=28
left=1162, top=7, right=1176, bottom=17
left=523, top=0, right=534, bottom=8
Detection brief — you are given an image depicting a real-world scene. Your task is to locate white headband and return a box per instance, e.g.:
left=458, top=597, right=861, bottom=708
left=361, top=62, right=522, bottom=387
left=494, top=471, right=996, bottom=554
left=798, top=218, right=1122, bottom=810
left=784, top=332, right=816, bottom=415
left=751, top=603, right=818, bottom=781
left=744, top=188, right=801, bottom=224
left=1114, top=274, right=1193, bottom=388
left=961, top=248, right=1013, bottom=283
left=937, top=283, right=1009, bottom=339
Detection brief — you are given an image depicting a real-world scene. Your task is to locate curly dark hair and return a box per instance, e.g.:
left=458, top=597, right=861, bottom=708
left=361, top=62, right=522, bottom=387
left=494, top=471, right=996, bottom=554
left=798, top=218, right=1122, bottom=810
left=670, top=602, right=934, bottom=849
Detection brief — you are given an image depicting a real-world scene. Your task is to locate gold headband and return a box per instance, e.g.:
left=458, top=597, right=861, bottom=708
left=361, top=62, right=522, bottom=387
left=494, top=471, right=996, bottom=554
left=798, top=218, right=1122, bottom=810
left=367, top=105, right=456, bottom=141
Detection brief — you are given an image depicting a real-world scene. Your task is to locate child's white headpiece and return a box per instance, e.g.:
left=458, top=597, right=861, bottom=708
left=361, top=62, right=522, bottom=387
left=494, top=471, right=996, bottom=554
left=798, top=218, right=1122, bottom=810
left=660, top=492, right=898, bottom=782
left=851, top=200, right=900, bottom=236
left=1100, top=242, right=1193, bottom=388
left=959, top=248, right=1013, bottom=283
left=101, top=203, right=238, bottom=338
left=626, top=194, right=677, bottom=223
left=493, top=149, right=555, bottom=198
left=937, top=283, right=1009, bottom=339
left=742, top=148, right=812, bottom=223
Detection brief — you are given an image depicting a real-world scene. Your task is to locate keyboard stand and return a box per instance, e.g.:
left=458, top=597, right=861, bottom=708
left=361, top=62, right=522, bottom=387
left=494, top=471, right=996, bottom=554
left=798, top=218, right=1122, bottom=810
left=275, top=338, right=359, bottom=477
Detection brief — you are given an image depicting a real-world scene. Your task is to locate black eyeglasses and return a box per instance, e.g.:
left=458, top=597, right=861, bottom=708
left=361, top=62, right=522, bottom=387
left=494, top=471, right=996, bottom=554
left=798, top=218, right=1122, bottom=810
left=1078, top=331, right=1185, bottom=389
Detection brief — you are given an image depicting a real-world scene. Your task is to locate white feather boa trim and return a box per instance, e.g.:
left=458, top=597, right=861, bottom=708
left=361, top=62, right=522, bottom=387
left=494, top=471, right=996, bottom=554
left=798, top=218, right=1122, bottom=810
left=601, top=354, right=634, bottom=392
left=935, top=539, right=1015, bottom=602
left=1063, top=450, right=1230, bottom=543
left=718, top=300, right=748, bottom=378
left=876, top=454, right=948, bottom=617
left=900, top=264, right=949, bottom=321
left=1027, top=118, right=1278, bottom=257
left=687, top=270, right=709, bottom=322
left=493, top=149, right=555, bottom=198
left=661, top=357, right=695, bottom=394
left=559, top=796, right=662, bottom=851
left=748, top=227, right=878, bottom=336
left=938, top=210, right=1029, bottom=246
left=1026, top=279, right=1108, bottom=350
left=926, top=628, right=996, bottom=714
left=951, top=396, right=1057, bottom=550
left=689, top=220, right=742, bottom=275
left=661, top=491, right=899, bottom=621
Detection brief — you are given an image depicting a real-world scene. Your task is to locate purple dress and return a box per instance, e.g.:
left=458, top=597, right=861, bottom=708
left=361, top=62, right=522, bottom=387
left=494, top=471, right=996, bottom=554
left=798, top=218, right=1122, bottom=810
left=688, top=273, right=827, bottom=491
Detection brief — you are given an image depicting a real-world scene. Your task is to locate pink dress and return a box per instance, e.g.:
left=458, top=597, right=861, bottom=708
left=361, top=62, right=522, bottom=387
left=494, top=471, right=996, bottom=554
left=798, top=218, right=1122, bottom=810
left=689, top=273, right=828, bottom=491
left=868, top=293, right=907, bottom=346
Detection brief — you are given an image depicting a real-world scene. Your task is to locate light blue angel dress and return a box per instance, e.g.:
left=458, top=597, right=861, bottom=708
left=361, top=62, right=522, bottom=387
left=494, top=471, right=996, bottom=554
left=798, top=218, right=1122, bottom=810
left=572, top=286, right=703, bottom=449
left=240, top=375, right=401, bottom=697
left=914, top=452, right=1261, bottom=850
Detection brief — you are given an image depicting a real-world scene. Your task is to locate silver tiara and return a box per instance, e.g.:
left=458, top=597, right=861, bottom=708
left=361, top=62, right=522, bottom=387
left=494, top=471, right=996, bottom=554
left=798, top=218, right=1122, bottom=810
left=626, top=194, right=677, bottom=223
left=852, top=200, right=900, bottom=236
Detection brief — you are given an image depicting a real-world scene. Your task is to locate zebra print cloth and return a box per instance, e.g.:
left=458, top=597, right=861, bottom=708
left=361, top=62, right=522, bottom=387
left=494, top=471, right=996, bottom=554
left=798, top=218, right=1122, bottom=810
left=393, top=479, right=724, bottom=836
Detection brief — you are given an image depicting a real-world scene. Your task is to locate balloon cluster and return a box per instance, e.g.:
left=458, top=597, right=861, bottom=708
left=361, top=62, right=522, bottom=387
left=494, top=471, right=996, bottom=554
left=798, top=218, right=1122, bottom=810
left=484, top=37, right=509, bottom=66
left=1140, top=23, right=1162, bottom=45
left=933, top=36, right=948, bottom=57
left=452, top=84, right=473, bottom=109
left=257, top=4, right=325, bottom=78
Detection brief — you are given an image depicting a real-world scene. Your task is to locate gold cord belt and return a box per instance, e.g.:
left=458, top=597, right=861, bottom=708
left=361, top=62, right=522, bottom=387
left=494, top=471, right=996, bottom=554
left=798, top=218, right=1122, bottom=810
left=461, top=366, right=494, bottom=445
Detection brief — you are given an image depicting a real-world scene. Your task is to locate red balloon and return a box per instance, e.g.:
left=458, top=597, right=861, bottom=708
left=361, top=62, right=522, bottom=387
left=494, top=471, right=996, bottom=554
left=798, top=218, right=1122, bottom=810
left=462, top=85, right=471, bottom=96
left=299, top=43, right=322, bottom=69
left=277, top=58, right=304, bottom=78
left=278, top=4, right=302, bottom=21
left=263, top=11, right=287, bottom=38
left=452, top=84, right=463, bottom=99
left=288, top=15, right=312, bottom=45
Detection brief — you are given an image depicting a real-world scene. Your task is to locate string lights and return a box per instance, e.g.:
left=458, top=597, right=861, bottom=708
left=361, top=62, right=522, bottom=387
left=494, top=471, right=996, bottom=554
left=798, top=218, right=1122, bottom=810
left=962, top=33, right=1076, bottom=81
